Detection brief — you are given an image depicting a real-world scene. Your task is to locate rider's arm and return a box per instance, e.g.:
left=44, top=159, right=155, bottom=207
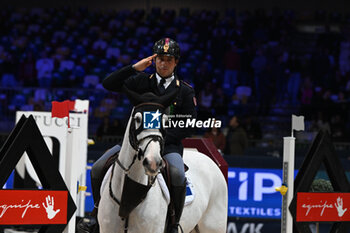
left=103, top=55, right=155, bottom=92
left=102, top=65, right=139, bottom=92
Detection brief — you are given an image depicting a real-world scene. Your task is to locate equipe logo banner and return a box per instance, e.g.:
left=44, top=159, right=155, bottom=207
left=0, top=190, right=68, bottom=225
left=297, top=192, right=350, bottom=222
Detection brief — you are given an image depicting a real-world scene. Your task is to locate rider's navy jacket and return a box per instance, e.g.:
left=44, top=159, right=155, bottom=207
left=102, top=65, right=197, bottom=156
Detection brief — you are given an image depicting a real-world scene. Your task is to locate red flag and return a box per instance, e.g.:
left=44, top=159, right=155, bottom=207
left=51, top=100, right=75, bottom=127
left=68, top=100, right=75, bottom=111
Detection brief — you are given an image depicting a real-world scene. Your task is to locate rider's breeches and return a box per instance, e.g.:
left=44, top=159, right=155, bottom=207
left=163, top=153, right=185, bottom=186
left=91, top=144, right=121, bottom=205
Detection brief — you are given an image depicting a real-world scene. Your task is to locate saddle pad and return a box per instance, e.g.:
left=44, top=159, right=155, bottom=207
left=157, top=173, right=195, bottom=206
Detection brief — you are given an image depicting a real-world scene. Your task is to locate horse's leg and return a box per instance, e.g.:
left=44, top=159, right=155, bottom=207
left=98, top=178, right=123, bottom=233
left=196, top=169, right=228, bottom=233
left=196, top=194, right=227, bottom=233
left=198, top=184, right=227, bottom=233
left=183, top=152, right=228, bottom=233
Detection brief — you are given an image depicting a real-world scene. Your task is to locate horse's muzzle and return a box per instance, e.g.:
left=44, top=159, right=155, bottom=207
left=143, top=158, right=162, bottom=176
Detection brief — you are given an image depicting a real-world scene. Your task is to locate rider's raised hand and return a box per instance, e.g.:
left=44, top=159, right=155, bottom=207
left=132, top=54, right=157, bottom=72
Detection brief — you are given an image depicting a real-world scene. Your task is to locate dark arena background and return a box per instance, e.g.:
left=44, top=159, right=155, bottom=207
left=1, top=0, right=350, bottom=232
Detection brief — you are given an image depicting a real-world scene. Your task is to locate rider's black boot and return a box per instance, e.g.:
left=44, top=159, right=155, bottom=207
left=168, top=180, right=186, bottom=233
left=76, top=205, right=99, bottom=233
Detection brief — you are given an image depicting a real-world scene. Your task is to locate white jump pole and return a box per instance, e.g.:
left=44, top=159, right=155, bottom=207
left=280, top=114, right=304, bottom=233
left=64, top=127, right=80, bottom=233
left=281, top=136, right=295, bottom=233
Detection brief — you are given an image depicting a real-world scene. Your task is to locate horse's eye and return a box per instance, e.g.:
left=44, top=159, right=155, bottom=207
left=134, top=112, right=142, bottom=124
left=135, top=117, right=141, bottom=124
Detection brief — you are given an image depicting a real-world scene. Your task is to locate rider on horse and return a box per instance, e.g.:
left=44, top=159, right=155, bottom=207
left=78, top=38, right=197, bottom=233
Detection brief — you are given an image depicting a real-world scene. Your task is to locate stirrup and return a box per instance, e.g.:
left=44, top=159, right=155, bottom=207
left=170, top=223, right=184, bottom=233
left=178, top=224, right=184, bottom=233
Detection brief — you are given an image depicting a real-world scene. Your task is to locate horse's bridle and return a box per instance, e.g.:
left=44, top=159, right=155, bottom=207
left=115, top=134, right=164, bottom=174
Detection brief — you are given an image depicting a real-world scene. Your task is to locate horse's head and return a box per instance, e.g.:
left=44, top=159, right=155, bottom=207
left=123, top=86, right=178, bottom=176
left=130, top=104, right=167, bottom=176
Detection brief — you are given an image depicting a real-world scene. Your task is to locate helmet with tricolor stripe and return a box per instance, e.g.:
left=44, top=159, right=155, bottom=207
left=152, top=38, right=180, bottom=59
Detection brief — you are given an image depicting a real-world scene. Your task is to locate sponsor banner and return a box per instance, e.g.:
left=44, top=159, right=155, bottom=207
left=15, top=111, right=88, bottom=184
left=226, top=218, right=334, bottom=233
left=228, top=167, right=284, bottom=219
left=16, top=111, right=69, bottom=184
left=227, top=218, right=280, bottom=233
left=0, top=190, right=67, bottom=225
left=297, top=192, right=350, bottom=222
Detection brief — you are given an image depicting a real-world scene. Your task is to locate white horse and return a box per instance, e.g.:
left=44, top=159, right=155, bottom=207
left=98, top=88, right=228, bottom=233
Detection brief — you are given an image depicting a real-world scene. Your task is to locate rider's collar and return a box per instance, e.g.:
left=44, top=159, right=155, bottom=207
left=155, top=73, right=174, bottom=89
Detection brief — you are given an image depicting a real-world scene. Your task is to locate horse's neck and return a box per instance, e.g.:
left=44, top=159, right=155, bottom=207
left=112, top=114, right=148, bottom=194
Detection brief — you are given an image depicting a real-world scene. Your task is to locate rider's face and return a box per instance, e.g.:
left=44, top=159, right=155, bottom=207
left=154, top=55, right=178, bottom=78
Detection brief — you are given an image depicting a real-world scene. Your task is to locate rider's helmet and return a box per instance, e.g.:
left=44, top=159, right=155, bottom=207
left=152, top=38, right=180, bottom=59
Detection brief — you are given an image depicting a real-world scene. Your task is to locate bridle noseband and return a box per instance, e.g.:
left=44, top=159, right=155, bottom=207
left=116, top=134, right=164, bottom=174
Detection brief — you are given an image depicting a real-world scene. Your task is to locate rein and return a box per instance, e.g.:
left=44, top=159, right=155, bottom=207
left=116, top=134, right=163, bottom=173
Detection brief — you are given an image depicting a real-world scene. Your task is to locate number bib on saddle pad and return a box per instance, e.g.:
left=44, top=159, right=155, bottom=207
left=185, top=176, right=195, bottom=205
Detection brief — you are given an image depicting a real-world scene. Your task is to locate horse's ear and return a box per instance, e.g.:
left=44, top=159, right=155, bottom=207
left=159, top=87, right=179, bottom=107
left=122, top=86, right=143, bottom=106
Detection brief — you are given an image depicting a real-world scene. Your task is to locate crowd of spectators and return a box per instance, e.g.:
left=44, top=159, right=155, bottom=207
left=1, top=6, right=350, bottom=144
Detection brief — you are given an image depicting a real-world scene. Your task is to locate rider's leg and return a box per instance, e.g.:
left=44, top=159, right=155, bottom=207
left=77, top=144, right=121, bottom=233
left=163, top=153, right=186, bottom=233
